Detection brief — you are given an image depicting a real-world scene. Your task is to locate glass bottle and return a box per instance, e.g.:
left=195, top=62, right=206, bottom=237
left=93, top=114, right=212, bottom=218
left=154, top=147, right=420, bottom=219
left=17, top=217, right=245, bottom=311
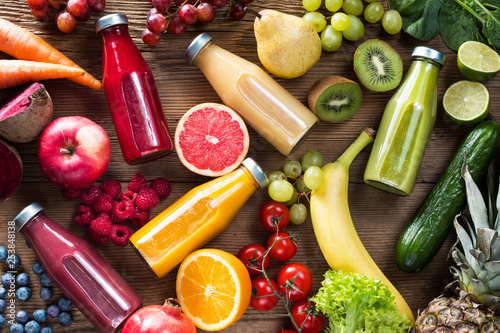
left=185, top=33, right=319, bottom=156
left=14, top=203, right=143, bottom=333
left=96, top=14, right=173, bottom=165
left=364, top=47, right=446, bottom=195
left=130, top=158, right=268, bottom=278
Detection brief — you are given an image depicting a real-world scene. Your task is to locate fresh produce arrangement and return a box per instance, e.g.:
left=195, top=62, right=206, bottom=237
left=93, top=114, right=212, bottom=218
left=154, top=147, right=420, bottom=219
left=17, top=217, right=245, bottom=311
left=1, top=0, right=500, bottom=332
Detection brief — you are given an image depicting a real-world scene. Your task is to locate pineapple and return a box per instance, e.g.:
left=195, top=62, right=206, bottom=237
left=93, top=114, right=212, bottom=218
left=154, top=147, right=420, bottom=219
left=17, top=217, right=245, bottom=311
left=412, top=160, right=500, bottom=333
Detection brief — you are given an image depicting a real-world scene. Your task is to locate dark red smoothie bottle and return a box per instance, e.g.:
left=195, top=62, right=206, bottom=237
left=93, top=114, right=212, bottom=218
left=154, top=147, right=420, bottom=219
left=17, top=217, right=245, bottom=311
left=14, top=203, right=143, bottom=333
left=95, top=13, right=173, bottom=165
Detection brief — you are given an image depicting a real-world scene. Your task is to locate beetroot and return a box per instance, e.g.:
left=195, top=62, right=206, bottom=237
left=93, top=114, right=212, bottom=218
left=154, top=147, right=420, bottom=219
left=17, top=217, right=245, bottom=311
left=0, top=82, right=53, bottom=143
left=0, top=139, right=22, bottom=201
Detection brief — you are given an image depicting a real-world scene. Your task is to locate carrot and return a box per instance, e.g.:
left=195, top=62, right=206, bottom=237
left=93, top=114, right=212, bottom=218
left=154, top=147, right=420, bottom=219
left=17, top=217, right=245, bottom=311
left=0, top=18, right=102, bottom=91
left=0, top=60, right=84, bottom=89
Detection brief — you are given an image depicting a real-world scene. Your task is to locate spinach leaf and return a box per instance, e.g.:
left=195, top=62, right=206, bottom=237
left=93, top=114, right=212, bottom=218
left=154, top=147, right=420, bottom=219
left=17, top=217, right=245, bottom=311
left=402, top=0, right=443, bottom=41
left=483, top=8, right=500, bottom=49
left=390, top=0, right=427, bottom=15
left=440, top=0, right=479, bottom=51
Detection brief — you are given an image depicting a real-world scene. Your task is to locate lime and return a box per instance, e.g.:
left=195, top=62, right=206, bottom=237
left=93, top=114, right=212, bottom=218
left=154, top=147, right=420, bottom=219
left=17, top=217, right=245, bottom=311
left=457, top=41, right=500, bottom=82
left=443, top=80, right=489, bottom=126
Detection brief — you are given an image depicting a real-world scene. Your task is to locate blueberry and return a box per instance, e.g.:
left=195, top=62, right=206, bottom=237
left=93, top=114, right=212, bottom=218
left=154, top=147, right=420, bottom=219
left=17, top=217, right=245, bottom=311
left=0, top=287, right=6, bottom=299
left=0, top=246, right=6, bottom=261
left=39, top=287, right=53, bottom=302
left=1, top=273, right=15, bottom=288
left=38, top=273, right=52, bottom=287
left=16, top=272, right=30, bottom=286
left=25, top=320, right=41, bottom=333
left=25, top=240, right=32, bottom=249
left=16, top=310, right=29, bottom=324
left=10, top=323, right=25, bottom=333
left=16, top=286, right=32, bottom=302
left=0, top=314, right=6, bottom=328
left=33, top=309, right=47, bottom=324
left=40, top=328, right=52, bottom=333
left=46, top=305, right=59, bottom=318
left=6, top=254, right=21, bottom=269
left=0, top=299, right=7, bottom=313
left=57, top=297, right=72, bottom=312
left=32, top=262, right=44, bottom=275
left=57, top=312, right=73, bottom=327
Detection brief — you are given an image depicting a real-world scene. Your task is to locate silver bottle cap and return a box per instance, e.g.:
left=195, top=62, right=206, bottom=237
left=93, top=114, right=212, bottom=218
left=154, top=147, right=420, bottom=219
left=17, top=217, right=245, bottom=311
left=95, top=13, right=129, bottom=34
left=185, top=33, right=212, bottom=65
left=412, top=46, right=446, bottom=68
left=13, top=202, right=44, bottom=231
left=242, top=158, right=269, bottom=189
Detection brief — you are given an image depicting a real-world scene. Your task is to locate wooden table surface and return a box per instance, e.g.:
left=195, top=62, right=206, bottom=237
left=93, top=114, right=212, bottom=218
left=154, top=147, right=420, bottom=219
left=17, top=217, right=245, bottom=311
left=1, top=0, right=499, bottom=332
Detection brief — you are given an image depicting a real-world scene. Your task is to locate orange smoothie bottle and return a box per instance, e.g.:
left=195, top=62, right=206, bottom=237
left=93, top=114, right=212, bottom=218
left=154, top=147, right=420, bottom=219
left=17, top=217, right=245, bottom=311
left=129, top=158, right=268, bottom=278
left=185, top=33, right=318, bottom=156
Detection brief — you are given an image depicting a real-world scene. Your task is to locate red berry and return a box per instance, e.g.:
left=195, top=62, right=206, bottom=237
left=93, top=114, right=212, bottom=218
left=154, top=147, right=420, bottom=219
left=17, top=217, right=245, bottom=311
left=109, top=225, right=132, bottom=247
left=211, top=0, right=227, bottom=8
left=56, top=11, right=77, bottom=33
left=174, top=0, right=192, bottom=5
left=67, top=0, right=89, bottom=17
left=27, top=0, right=48, bottom=11
left=93, top=193, right=113, bottom=213
left=74, top=205, right=95, bottom=226
left=150, top=177, right=172, bottom=199
left=142, top=28, right=161, bottom=46
left=130, top=207, right=150, bottom=227
left=167, top=16, right=187, bottom=35
left=61, top=188, right=83, bottom=200
left=120, top=190, right=138, bottom=204
left=114, top=200, right=134, bottom=219
left=152, top=0, right=171, bottom=11
left=179, top=4, right=198, bottom=24
left=99, top=180, right=122, bottom=199
left=128, top=173, right=147, bottom=193
left=136, top=187, right=160, bottom=210
left=230, top=3, right=246, bottom=19
left=80, top=186, right=102, bottom=206
left=147, top=12, right=167, bottom=33
left=90, top=0, right=105, bottom=12
left=88, top=228, right=109, bottom=245
left=197, top=3, right=215, bottom=23
left=90, top=213, right=112, bottom=236
left=31, top=5, right=51, bottom=19
left=109, top=200, right=127, bottom=225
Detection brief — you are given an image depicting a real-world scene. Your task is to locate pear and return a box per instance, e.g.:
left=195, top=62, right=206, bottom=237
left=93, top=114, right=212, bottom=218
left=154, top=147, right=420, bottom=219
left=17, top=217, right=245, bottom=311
left=252, top=9, right=322, bottom=79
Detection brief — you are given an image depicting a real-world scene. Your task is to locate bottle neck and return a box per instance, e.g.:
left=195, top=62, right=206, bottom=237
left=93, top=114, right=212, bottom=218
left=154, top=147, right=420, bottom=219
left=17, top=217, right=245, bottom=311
left=19, top=211, right=47, bottom=234
left=99, top=24, right=132, bottom=45
left=412, top=56, right=443, bottom=70
left=192, top=40, right=215, bottom=67
left=240, top=165, right=262, bottom=190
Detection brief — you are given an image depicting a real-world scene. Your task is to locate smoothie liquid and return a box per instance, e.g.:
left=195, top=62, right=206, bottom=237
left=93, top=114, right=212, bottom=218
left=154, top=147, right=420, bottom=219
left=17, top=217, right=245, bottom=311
left=14, top=203, right=142, bottom=333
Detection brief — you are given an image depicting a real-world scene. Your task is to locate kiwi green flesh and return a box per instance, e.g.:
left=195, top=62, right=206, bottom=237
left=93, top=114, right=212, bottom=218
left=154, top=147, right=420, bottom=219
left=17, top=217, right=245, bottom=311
left=315, top=82, right=362, bottom=123
left=354, top=40, right=403, bottom=92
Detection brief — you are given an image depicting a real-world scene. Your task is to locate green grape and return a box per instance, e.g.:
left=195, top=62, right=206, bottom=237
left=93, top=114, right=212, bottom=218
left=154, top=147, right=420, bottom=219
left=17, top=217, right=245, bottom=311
left=284, top=192, right=299, bottom=206
left=331, top=12, right=350, bottom=31
left=364, top=0, right=377, bottom=2
left=268, top=170, right=287, bottom=183
left=342, top=15, right=364, bottom=41
left=290, top=203, right=308, bottom=225
left=268, top=180, right=294, bottom=202
left=301, top=150, right=324, bottom=171
left=303, top=0, right=322, bottom=12
left=325, top=0, right=343, bottom=12
left=364, top=2, right=384, bottom=23
left=303, top=166, right=324, bottom=190
left=321, top=26, right=342, bottom=52
left=342, top=0, right=363, bottom=16
left=283, top=160, right=302, bottom=178
left=295, top=179, right=311, bottom=194
left=382, top=10, right=402, bottom=35
left=303, top=12, right=327, bottom=33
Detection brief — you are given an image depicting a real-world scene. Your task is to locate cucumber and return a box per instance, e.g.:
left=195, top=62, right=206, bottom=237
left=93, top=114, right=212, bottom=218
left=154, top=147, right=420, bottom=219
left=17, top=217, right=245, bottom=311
left=395, top=120, right=500, bottom=273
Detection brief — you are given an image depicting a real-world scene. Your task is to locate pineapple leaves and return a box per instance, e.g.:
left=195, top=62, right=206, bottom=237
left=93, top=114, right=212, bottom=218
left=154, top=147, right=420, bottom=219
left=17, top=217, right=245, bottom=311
left=462, top=158, right=490, bottom=230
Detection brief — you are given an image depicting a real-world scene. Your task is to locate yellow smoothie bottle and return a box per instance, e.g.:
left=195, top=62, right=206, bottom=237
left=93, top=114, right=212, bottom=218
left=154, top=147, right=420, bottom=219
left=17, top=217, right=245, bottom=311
left=185, top=33, right=319, bottom=156
left=129, top=158, right=268, bottom=278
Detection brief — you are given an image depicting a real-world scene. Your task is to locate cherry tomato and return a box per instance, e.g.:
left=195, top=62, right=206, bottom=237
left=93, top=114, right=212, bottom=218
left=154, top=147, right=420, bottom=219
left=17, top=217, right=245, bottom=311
left=277, top=263, right=313, bottom=301
left=277, top=330, right=297, bottom=333
left=259, top=201, right=290, bottom=231
left=250, top=277, right=279, bottom=311
left=237, top=244, right=269, bottom=275
left=267, top=231, right=297, bottom=261
left=290, top=299, right=325, bottom=333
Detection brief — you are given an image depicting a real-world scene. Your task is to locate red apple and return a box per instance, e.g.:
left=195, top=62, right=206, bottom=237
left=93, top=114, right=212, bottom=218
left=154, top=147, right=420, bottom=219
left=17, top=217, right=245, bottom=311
left=38, top=116, right=111, bottom=190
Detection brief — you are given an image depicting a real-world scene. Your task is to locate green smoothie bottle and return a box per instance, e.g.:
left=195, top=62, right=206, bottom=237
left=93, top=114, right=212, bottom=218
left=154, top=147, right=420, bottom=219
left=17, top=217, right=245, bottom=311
left=364, top=47, right=446, bottom=195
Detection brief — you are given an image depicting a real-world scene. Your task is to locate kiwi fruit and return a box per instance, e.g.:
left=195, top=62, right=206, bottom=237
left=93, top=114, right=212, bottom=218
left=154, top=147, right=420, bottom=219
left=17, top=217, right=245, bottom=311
left=353, top=39, right=403, bottom=92
left=308, top=76, right=363, bottom=123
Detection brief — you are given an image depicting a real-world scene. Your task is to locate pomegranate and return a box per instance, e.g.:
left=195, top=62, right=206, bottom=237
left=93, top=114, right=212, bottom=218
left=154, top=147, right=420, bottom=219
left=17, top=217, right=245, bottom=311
left=121, top=298, right=196, bottom=333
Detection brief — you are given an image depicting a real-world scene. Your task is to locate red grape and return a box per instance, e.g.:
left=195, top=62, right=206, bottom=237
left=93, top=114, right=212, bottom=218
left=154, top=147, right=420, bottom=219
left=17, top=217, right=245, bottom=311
left=48, top=0, right=66, bottom=9
left=86, top=0, right=98, bottom=5
left=241, top=0, right=253, bottom=4
left=146, top=13, right=167, bottom=33
left=67, top=0, right=89, bottom=17
left=230, top=3, right=246, bottom=19
left=148, top=7, right=162, bottom=18
left=142, top=28, right=161, bottom=46
left=56, top=10, right=77, bottom=33
left=211, top=0, right=227, bottom=8
left=90, top=0, right=105, bottom=12
left=174, top=0, right=192, bottom=5
left=27, top=0, right=48, bottom=11
left=31, top=5, right=51, bottom=19
left=152, top=0, right=171, bottom=11
left=178, top=4, right=198, bottom=25
left=201, top=0, right=212, bottom=2
left=196, top=3, right=215, bottom=23
left=74, top=5, right=91, bottom=21
left=167, top=15, right=186, bottom=35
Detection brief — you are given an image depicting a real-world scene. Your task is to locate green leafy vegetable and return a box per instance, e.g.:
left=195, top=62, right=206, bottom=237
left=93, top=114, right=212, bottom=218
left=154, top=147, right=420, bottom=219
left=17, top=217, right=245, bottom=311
left=439, top=0, right=479, bottom=51
left=403, top=0, right=442, bottom=41
left=310, top=270, right=410, bottom=333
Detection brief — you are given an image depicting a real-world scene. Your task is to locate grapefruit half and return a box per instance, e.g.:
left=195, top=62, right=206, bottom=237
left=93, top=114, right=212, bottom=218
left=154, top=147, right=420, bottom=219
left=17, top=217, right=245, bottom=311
left=175, top=103, right=249, bottom=177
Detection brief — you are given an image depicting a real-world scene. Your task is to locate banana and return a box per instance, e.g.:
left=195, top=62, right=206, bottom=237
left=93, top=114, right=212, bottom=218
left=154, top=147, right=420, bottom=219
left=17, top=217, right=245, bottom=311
left=310, top=128, right=414, bottom=324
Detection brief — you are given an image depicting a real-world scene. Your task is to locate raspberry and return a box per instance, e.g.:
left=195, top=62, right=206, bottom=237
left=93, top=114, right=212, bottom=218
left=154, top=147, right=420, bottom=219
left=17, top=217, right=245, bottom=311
left=88, top=228, right=109, bottom=245
left=128, top=173, right=147, bottom=193
left=150, top=177, right=172, bottom=199
left=90, top=213, right=112, bottom=236
left=74, top=205, right=95, bottom=226
left=114, top=200, right=134, bottom=219
left=99, top=180, right=122, bottom=199
left=109, top=200, right=127, bottom=225
left=61, top=188, right=83, bottom=200
left=109, top=225, right=132, bottom=247
left=93, top=193, right=113, bottom=213
left=80, top=186, right=102, bottom=206
left=136, top=187, right=160, bottom=210
left=120, top=190, right=138, bottom=204
left=130, top=207, right=150, bottom=227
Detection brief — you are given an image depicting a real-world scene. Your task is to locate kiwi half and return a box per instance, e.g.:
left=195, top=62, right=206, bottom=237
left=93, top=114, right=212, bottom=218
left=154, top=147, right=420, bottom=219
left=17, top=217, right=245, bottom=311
left=353, top=39, right=403, bottom=92
left=308, top=76, right=363, bottom=123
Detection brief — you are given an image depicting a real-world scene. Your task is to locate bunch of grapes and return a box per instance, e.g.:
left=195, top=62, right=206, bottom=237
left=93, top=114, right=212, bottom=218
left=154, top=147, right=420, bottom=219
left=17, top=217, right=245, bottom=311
left=301, top=0, right=402, bottom=52
left=26, top=0, right=106, bottom=33
left=143, top=0, right=254, bottom=46
left=267, top=150, right=324, bottom=225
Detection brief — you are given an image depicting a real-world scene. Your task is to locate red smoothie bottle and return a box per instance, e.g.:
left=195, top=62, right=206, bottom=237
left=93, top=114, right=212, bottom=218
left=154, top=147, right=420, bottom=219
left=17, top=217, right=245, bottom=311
left=95, top=13, right=173, bottom=165
left=14, top=203, right=143, bottom=333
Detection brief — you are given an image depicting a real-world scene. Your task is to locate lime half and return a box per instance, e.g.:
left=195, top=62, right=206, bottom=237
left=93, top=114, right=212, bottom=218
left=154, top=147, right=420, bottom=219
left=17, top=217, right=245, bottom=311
left=443, top=80, right=489, bottom=126
left=457, top=41, right=500, bottom=82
